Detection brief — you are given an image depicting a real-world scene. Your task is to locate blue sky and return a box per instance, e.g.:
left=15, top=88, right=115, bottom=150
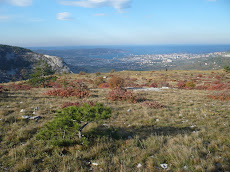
left=0, top=0, right=230, bottom=47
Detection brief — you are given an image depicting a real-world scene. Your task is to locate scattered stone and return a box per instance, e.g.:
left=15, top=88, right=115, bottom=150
left=156, top=119, right=160, bottom=122
left=103, top=124, right=109, bottom=127
left=20, top=102, right=23, bottom=104
left=92, top=163, right=99, bottom=166
left=35, top=107, right=39, bottom=110
left=179, top=114, right=182, bottom=117
left=103, top=76, right=107, bottom=79
left=190, top=125, right=195, bottom=129
left=183, top=166, right=188, bottom=170
left=137, top=163, right=142, bottom=168
left=6, top=105, right=10, bottom=108
left=20, top=109, right=25, bottom=113
left=160, top=163, right=168, bottom=169
left=161, top=87, right=169, bottom=89
left=22, top=115, right=41, bottom=120
left=33, top=111, right=36, bottom=115
left=127, top=109, right=131, bottom=112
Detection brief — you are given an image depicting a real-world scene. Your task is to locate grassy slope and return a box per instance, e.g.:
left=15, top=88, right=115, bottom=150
left=0, top=70, right=230, bottom=171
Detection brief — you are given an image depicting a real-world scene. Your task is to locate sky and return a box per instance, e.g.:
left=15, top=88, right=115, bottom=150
left=0, top=0, right=230, bottom=47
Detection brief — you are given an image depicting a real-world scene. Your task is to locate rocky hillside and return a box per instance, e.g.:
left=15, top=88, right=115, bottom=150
left=0, top=44, right=72, bottom=83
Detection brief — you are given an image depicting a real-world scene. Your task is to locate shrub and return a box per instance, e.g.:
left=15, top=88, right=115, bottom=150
left=110, top=69, right=115, bottom=73
left=79, top=71, right=86, bottom=75
left=224, top=66, right=230, bottom=73
left=108, top=88, right=146, bottom=103
left=142, top=101, right=165, bottom=109
left=197, top=74, right=203, bottom=78
left=158, top=81, right=170, bottom=88
left=36, top=103, right=112, bottom=146
left=207, top=92, right=230, bottom=101
left=7, top=83, right=31, bottom=91
left=93, top=76, right=104, bottom=87
left=98, top=83, right=109, bottom=88
left=185, top=81, right=196, bottom=89
left=96, top=72, right=101, bottom=76
left=108, top=76, right=124, bottom=89
left=177, top=81, right=186, bottom=89
left=195, top=85, right=208, bottom=90
left=149, top=82, right=158, bottom=88
left=44, top=81, right=90, bottom=98
left=29, top=60, right=56, bottom=88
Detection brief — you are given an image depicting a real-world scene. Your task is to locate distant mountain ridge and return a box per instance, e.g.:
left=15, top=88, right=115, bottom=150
left=0, top=44, right=72, bottom=83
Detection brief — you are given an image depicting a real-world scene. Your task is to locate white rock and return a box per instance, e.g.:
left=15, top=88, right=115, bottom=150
left=92, top=163, right=99, bottom=166
left=33, top=111, right=36, bottom=115
left=156, top=119, right=160, bottom=122
left=179, top=114, right=182, bottom=117
left=137, top=163, right=142, bottom=168
left=183, top=166, right=188, bottom=170
left=103, top=76, right=107, bottom=79
left=20, top=102, right=23, bottom=104
left=20, top=109, right=25, bottom=113
left=160, top=163, right=168, bottom=169
left=127, top=109, right=131, bottom=112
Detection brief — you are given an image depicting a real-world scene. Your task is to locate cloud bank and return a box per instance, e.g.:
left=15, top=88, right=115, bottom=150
left=57, top=12, right=73, bottom=20
left=60, top=0, right=132, bottom=12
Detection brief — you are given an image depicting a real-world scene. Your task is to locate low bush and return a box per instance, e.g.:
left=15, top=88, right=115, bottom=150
left=44, top=81, right=90, bottom=98
left=7, top=83, right=31, bottom=91
left=177, top=81, right=186, bottom=89
left=108, top=88, right=146, bottom=103
left=149, top=82, right=158, bottom=88
left=79, top=71, right=86, bottom=75
left=98, top=83, right=109, bottom=88
left=142, top=101, right=165, bottom=109
left=93, top=76, right=104, bottom=87
left=158, top=81, right=170, bottom=88
left=108, top=76, right=124, bottom=89
left=36, top=103, right=112, bottom=146
left=207, top=92, right=230, bottom=101
left=185, top=81, right=196, bottom=89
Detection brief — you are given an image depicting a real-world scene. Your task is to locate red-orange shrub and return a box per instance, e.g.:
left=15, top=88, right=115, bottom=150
left=142, top=101, right=165, bottom=109
left=108, top=88, right=145, bottom=103
left=98, top=83, right=109, bottom=88
left=149, top=82, right=158, bottom=88
left=177, top=81, right=186, bottom=89
left=7, top=83, right=31, bottom=91
left=44, top=81, right=90, bottom=98
left=207, top=92, right=230, bottom=101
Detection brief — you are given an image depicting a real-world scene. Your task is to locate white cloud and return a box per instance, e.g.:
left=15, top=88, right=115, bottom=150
left=93, top=13, right=106, bottom=16
left=60, top=0, right=132, bottom=12
left=6, top=0, right=32, bottom=6
left=57, top=12, right=73, bottom=20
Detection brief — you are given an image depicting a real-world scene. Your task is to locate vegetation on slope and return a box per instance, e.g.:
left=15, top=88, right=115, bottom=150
left=0, top=70, right=230, bottom=171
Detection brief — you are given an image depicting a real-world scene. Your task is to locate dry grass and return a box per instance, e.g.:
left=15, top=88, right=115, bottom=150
left=0, top=70, right=230, bottom=171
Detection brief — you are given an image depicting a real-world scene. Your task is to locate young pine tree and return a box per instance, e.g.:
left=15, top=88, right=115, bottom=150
left=29, top=60, right=57, bottom=88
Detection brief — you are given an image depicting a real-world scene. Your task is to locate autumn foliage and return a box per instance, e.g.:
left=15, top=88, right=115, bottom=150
left=44, top=80, right=90, bottom=98
left=108, top=88, right=146, bottom=103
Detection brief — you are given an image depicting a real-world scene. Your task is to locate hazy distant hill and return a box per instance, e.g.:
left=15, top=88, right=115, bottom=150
left=0, top=44, right=71, bottom=83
